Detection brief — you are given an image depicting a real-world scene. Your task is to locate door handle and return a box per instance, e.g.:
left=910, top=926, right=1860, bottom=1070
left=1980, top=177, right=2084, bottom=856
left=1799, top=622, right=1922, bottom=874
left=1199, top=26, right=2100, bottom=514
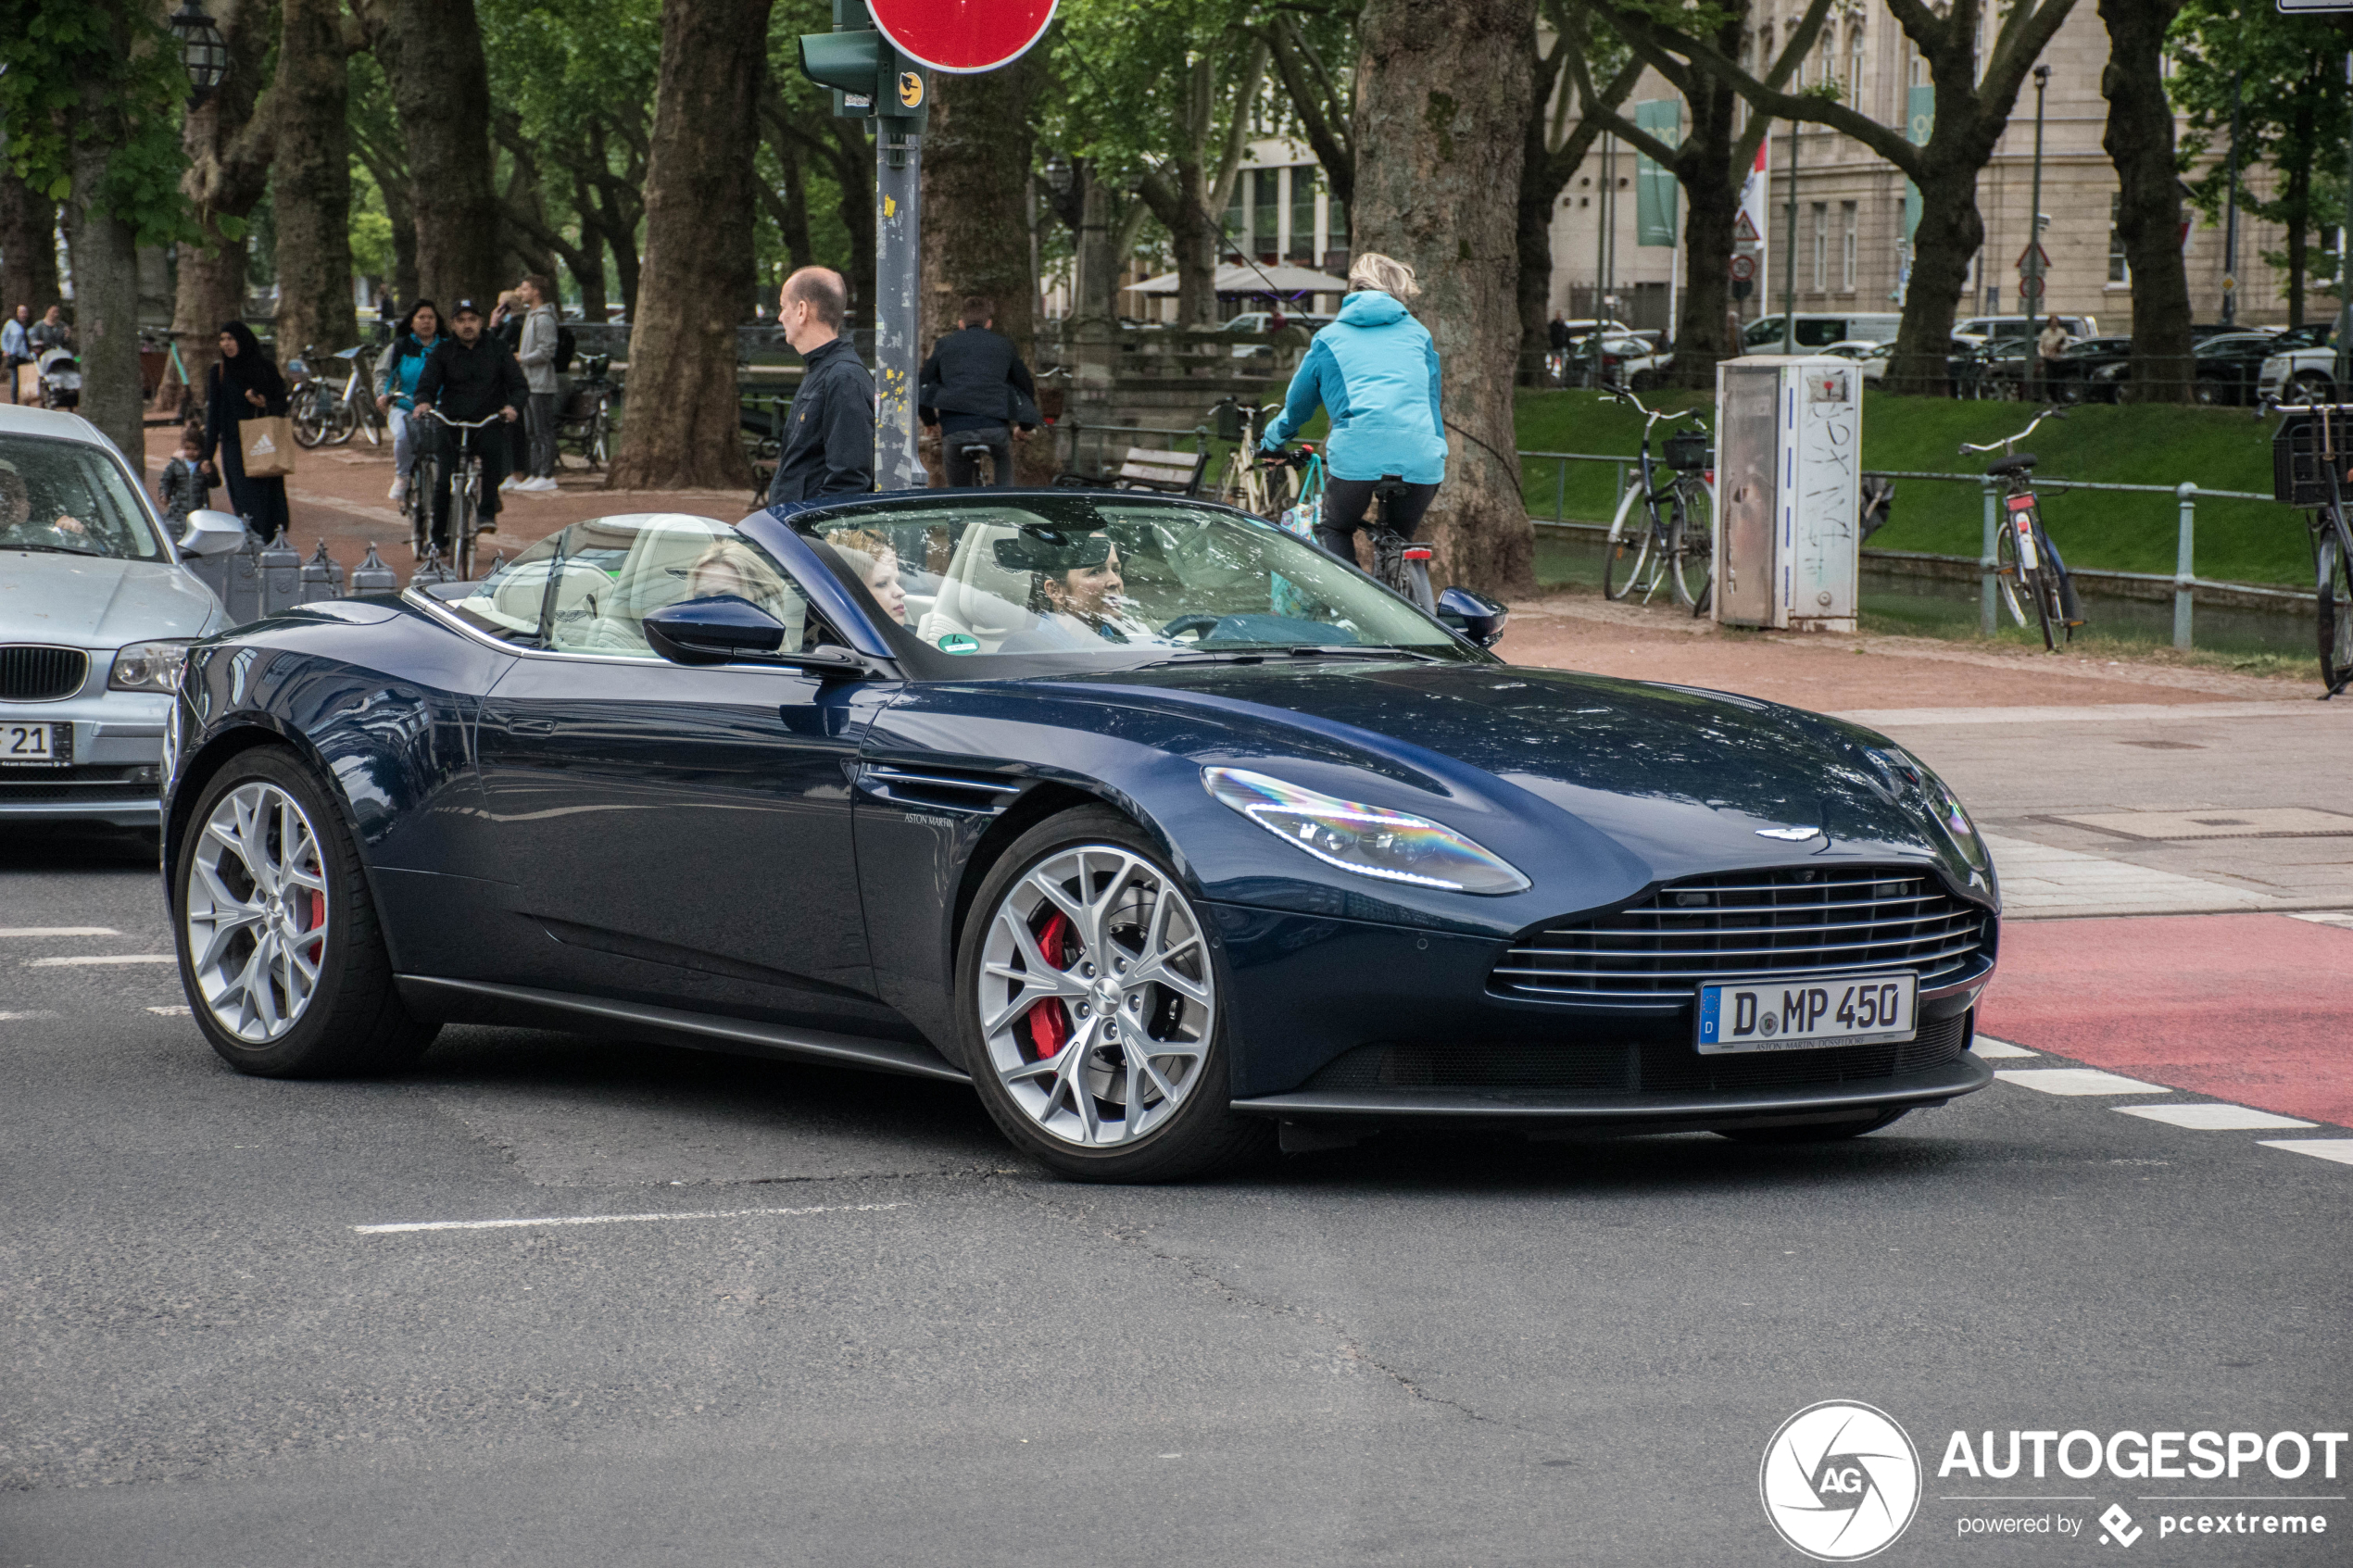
left=509, top=716, right=557, bottom=735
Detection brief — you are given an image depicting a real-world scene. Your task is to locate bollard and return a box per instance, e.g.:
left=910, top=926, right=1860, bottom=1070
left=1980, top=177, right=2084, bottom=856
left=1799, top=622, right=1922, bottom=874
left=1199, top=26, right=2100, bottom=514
left=2173, top=482, right=2197, bottom=650
left=258, top=535, right=302, bottom=616
left=298, top=538, right=345, bottom=602
left=224, top=532, right=264, bottom=624
left=409, top=544, right=453, bottom=589
left=1980, top=479, right=1999, bottom=637
left=350, top=542, right=399, bottom=593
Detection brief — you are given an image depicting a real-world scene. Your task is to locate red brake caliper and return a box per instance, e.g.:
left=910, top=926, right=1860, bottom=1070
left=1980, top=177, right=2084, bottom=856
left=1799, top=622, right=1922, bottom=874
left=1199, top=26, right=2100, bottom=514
left=1023, top=910, right=1076, bottom=1060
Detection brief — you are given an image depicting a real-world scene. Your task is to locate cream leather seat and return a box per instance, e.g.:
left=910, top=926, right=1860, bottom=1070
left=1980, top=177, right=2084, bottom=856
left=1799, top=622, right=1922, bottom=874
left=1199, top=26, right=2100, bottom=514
left=913, top=521, right=1039, bottom=652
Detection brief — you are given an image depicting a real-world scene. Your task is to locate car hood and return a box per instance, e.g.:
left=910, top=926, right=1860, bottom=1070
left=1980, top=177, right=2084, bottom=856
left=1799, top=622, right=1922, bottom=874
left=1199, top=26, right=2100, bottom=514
left=1055, top=659, right=1988, bottom=891
left=0, top=550, right=222, bottom=649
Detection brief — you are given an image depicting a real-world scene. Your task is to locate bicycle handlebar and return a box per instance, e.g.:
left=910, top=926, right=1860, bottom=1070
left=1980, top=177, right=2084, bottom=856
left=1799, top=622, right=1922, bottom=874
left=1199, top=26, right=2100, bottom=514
left=1605, top=386, right=1708, bottom=431
left=1958, top=406, right=2068, bottom=457
left=418, top=408, right=509, bottom=429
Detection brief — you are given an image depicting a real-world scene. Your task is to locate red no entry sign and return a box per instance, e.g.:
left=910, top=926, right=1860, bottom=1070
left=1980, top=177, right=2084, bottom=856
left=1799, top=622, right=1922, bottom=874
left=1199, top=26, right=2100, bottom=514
left=869, top=0, right=1058, bottom=73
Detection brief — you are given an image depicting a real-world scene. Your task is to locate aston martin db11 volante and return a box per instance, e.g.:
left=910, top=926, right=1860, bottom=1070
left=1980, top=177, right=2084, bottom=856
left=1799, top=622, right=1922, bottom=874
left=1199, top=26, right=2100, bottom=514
left=162, top=493, right=1999, bottom=1180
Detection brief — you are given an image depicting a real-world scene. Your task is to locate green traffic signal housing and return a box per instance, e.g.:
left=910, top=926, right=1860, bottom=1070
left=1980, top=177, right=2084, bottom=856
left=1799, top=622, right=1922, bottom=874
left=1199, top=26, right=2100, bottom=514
left=798, top=27, right=927, bottom=128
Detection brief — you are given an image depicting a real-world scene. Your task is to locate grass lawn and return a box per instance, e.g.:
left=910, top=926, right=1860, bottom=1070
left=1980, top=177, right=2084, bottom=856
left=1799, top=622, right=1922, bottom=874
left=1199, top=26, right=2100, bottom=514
left=1515, top=388, right=2317, bottom=587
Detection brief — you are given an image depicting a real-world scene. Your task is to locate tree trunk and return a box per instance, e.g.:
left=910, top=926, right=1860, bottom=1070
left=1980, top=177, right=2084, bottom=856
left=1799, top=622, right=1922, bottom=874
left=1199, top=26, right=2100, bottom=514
left=1670, top=83, right=1743, bottom=392
left=0, top=160, right=61, bottom=321
left=1885, top=144, right=1989, bottom=394
left=920, top=61, right=1038, bottom=356
left=65, top=89, right=144, bottom=476
left=2098, top=0, right=2192, bottom=402
left=163, top=0, right=277, bottom=420
left=273, top=0, right=359, bottom=356
left=1352, top=0, right=1537, bottom=595
left=2284, top=90, right=2315, bottom=330
left=379, top=0, right=502, bottom=307
left=1170, top=160, right=1218, bottom=327
left=605, top=0, right=771, bottom=492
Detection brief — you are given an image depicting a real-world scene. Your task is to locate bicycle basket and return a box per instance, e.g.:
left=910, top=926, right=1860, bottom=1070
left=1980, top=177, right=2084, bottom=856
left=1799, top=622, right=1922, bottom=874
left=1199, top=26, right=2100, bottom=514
left=2272, top=408, right=2353, bottom=507
left=1664, top=430, right=1712, bottom=472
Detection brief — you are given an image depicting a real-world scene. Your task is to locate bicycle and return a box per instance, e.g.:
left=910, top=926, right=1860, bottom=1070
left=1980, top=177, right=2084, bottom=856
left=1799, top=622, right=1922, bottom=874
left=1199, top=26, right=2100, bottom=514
left=290, top=345, right=381, bottom=448
left=1959, top=407, right=2082, bottom=651
left=1213, top=400, right=1292, bottom=517
left=1262, top=448, right=1436, bottom=616
left=558, top=353, right=615, bottom=470
left=1601, top=389, right=1714, bottom=610
left=2260, top=396, right=2353, bottom=696
left=412, top=408, right=505, bottom=582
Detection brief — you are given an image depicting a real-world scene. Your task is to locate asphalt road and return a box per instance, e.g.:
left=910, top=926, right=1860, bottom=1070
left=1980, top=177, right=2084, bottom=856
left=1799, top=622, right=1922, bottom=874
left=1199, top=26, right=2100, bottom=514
left=3, top=826, right=2347, bottom=1566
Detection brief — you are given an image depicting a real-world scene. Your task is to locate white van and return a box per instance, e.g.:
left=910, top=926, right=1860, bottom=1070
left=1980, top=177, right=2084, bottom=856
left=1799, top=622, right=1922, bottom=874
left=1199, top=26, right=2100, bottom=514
left=1741, top=313, right=1903, bottom=353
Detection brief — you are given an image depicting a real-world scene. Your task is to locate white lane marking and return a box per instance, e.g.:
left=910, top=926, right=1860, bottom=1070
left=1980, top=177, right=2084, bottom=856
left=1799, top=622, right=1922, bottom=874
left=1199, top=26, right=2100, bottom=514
left=24, top=955, right=175, bottom=967
left=1971, top=1037, right=2037, bottom=1059
left=1996, top=1068, right=2168, bottom=1096
left=2288, top=911, right=2353, bottom=929
left=0, top=1010, right=60, bottom=1021
left=2259, top=1139, right=2353, bottom=1167
left=0, top=926, right=120, bottom=938
left=2116, top=1103, right=2318, bottom=1131
left=146, top=1004, right=192, bottom=1016
left=353, top=1201, right=909, bottom=1236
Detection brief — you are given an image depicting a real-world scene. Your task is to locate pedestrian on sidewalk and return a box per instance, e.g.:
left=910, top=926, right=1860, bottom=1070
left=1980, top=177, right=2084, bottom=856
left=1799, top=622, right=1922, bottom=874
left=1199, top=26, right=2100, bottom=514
left=2035, top=315, right=2070, bottom=401
left=156, top=425, right=214, bottom=526
left=196, top=320, right=291, bottom=546
left=28, top=306, right=70, bottom=358
left=512, top=274, right=561, bottom=494
left=917, top=295, right=1038, bottom=489
left=767, top=267, right=874, bottom=507
left=374, top=299, right=444, bottom=506
left=488, top=290, right=528, bottom=489
left=413, top=298, right=524, bottom=546
left=1, top=306, right=30, bottom=404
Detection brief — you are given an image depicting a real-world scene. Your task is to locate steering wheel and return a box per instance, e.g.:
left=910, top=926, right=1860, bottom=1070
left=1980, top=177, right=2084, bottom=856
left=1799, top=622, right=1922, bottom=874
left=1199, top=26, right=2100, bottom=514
left=1160, top=613, right=1223, bottom=642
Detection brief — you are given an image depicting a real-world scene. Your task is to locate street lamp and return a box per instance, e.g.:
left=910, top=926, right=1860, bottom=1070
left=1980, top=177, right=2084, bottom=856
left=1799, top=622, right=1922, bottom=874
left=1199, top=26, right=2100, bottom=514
left=169, top=3, right=230, bottom=106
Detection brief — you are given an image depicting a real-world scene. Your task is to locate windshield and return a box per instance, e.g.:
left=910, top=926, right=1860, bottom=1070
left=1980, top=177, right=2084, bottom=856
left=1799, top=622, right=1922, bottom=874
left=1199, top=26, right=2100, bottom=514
left=795, top=495, right=1476, bottom=670
left=0, top=433, right=164, bottom=561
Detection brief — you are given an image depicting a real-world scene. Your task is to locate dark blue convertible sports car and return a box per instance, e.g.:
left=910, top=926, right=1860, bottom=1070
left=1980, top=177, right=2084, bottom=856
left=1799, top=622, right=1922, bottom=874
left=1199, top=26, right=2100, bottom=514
left=162, top=492, right=1999, bottom=1180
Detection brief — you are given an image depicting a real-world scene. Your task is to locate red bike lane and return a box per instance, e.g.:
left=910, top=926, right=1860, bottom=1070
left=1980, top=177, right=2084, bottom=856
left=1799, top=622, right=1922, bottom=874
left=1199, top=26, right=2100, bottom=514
left=1978, top=913, right=2353, bottom=1128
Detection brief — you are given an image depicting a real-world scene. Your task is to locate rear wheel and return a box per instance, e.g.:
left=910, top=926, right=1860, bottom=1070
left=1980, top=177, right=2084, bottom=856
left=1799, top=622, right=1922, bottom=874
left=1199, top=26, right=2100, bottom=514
left=290, top=386, right=329, bottom=448
left=174, top=747, right=437, bottom=1077
left=1602, top=483, right=1653, bottom=601
left=1667, top=477, right=1712, bottom=608
left=957, top=809, right=1273, bottom=1182
left=2320, top=521, right=2353, bottom=696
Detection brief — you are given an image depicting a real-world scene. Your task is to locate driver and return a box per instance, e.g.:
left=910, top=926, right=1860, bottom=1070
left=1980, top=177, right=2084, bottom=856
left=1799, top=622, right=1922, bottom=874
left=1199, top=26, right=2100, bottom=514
left=0, top=461, right=86, bottom=541
left=1037, top=533, right=1129, bottom=639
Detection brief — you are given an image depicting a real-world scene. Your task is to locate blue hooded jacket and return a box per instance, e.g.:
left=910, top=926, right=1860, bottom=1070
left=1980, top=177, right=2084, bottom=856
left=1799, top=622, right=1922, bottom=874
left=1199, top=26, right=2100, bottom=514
left=1260, top=290, right=1446, bottom=484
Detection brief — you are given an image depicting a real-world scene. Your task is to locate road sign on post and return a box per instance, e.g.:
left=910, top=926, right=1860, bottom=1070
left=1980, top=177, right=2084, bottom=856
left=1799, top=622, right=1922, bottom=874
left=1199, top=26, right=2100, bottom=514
left=799, top=0, right=1058, bottom=493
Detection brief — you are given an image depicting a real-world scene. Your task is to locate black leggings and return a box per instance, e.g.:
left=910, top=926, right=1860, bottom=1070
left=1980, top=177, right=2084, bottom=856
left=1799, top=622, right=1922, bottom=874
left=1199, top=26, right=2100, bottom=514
left=1316, top=477, right=1439, bottom=562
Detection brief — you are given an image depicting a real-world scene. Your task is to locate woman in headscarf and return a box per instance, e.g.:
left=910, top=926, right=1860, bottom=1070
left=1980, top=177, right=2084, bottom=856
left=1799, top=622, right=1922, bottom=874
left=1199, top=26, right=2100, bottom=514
left=197, top=320, right=291, bottom=544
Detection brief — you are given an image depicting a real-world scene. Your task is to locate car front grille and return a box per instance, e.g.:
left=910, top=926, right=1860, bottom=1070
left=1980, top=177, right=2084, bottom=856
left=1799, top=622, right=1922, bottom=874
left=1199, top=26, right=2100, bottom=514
left=1303, top=1010, right=1971, bottom=1098
left=0, top=645, right=89, bottom=702
left=1491, top=866, right=1992, bottom=1003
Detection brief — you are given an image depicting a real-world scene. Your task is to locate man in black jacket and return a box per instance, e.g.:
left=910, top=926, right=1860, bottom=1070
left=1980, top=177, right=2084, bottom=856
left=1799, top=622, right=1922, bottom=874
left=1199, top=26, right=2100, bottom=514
left=919, top=295, right=1037, bottom=488
left=767, top=267, right=875, bottom=507
left=413, top=297, right=526, bottom=546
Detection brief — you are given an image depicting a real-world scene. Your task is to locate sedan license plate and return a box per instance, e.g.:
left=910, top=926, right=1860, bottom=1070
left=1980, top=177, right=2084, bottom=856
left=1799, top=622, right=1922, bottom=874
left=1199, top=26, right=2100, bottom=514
left=1, top=721, right=62, bottom=766
left=1697, top=973, right=1917, bottom=1054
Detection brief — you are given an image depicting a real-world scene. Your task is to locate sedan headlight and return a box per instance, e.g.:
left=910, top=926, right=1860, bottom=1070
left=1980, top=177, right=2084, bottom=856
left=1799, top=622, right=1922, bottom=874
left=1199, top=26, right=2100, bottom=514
left=108, top=640, right=193, bottom=694
left=1865, top=746, right=1987, bottom=872
left=1202, top=766, right=1530, bottom=895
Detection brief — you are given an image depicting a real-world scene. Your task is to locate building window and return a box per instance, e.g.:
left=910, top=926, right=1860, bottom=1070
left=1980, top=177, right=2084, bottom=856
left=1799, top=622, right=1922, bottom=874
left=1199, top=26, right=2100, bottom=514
left=1290, top=168, right=1316, bottom=261
left=1811, top=202, right=1829, bottom=292
left=1327, top=191, right=1350, bottom=262
left=1841, top=202, right=1858, bottom=291
left=2108, top=193, right=2129, bottom=284
left=1253, top=169, right=1279, bottom=261
left=1821, top=31, right=1839, bottom=96
left=1851, top=26, right=1869, bottom=108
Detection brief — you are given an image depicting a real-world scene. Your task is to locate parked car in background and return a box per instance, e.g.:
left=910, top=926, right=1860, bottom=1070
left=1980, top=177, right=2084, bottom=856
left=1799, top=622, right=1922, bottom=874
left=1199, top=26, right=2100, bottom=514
left=1218, top=311, right=1334, bottom=335
left=2044, top=336, right=2135, bottom=403
left=1599, top=334, right=1674, bottom=389
left=1820, top=340, right=1892, bottom=383
left=2088, top=332, right=2283, bottom=406
left=2258, top=324, right=2338, bottom=405
left=1954, top=314, right=2100, bottom=345
left=1742, top=312, right=1902, bottom=354
left=0, top=406, right=243, bottom=831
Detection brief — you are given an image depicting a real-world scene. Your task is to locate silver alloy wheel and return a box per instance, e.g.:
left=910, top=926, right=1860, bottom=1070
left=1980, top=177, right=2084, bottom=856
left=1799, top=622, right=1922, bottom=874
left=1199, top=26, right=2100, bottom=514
left=978, top=845, right=1216, bottom=1148
left=185, top=782, right=332, bottom=1043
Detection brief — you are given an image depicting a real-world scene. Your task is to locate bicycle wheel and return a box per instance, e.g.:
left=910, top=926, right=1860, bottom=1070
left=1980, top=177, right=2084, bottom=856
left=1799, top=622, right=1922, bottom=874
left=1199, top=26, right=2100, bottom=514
left=454, top=459, right=480, bottom=581
left=1992, top=519, right=2030, bottom=630
left=357, top=396, right=382, bottom=446
left=1602, top=483, right=1652, bottom=601
left=1667, top=477, right=1713, bottom=608
left=290, top=387, right=328, bottom=448
left=2320, top=520, right=2353, bottom=696
left=408, top=453, right=438, bottom=558
left=325, top=394, right=356, bottom=445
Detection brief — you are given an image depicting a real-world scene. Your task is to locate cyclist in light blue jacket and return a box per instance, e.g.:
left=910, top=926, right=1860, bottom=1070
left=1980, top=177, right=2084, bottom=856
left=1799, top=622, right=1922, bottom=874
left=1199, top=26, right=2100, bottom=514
left=1259, top=252, right=1446, bottom=560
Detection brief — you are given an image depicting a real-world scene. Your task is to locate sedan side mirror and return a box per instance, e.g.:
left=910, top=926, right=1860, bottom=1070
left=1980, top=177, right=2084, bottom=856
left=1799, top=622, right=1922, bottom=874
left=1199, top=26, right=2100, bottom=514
left=178, top=509, right=246, bottom=558
left=1437, top=586, right=1509, bottom=648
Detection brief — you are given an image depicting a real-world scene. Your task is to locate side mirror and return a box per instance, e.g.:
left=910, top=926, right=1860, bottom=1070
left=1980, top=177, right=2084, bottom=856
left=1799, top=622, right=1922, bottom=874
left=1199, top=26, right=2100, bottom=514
left=644, top=595, right=787, bottom=665
left=178, top=509, right=246, bottom=558
left=1437, top=586, right=1509, bottom=648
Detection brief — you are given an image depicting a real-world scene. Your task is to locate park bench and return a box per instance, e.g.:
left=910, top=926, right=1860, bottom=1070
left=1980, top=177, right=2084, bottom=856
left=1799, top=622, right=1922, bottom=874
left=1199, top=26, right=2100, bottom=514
left=1054, top=444, right=1209, bottom=497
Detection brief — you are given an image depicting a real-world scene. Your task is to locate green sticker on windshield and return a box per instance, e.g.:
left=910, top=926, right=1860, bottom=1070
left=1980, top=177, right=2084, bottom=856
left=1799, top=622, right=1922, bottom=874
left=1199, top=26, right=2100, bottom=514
left=936, top=632, right=979, bottom=655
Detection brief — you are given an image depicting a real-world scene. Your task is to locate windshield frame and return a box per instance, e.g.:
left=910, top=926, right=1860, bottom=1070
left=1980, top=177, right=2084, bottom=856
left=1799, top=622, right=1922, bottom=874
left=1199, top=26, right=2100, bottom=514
left=0, top=428, right=172, bottom=565
left=754, top=490, right=1494, bottom=683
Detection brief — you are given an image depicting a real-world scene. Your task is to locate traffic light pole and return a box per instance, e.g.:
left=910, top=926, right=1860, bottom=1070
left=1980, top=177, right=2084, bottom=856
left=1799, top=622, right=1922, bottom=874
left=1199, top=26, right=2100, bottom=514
left=875, top=127, right=923, bottom=491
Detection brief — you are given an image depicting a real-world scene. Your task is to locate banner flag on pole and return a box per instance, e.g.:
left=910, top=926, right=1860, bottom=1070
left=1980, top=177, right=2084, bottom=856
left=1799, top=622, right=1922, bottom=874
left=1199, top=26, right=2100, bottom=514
left=1634, top=99, right=1680, bottom=246
left=1902, top=84, right=1934, bottom=242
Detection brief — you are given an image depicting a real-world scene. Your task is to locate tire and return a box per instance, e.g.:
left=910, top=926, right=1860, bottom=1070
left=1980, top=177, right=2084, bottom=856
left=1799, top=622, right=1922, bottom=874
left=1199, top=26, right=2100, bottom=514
left=588, top=406, right=610, bottom=469
left=409, top=453, right=439, bottom=558
left=2293, top=372, right=2335, bottom=406
left=1667, top=478, right=1712, bottom=608
left=290, top=388, right=328, bottom=448
left=2320, top=523, right=2353, bottom=696
left=173, top=746, right=437, bottom=1077
left=956, top=807, right=1274, bottom=1182
left=1993, top=519, right=2031, bottom=631
left=1602, top=483, right=1651, bottom=601
left=1714, top=1109, right=1910, bottom=1144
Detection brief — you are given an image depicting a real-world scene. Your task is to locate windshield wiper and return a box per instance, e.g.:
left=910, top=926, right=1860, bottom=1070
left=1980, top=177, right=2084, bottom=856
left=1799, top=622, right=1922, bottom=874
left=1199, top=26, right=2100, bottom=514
left=0, top=542, right=102, bottom=558
left=1280, top=644, right=1445, bottom=662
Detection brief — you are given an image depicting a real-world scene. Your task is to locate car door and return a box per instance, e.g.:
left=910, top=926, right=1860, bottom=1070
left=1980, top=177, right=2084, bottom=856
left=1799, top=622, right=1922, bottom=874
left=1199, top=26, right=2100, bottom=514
left=472, top=514, right=897, bottom=1029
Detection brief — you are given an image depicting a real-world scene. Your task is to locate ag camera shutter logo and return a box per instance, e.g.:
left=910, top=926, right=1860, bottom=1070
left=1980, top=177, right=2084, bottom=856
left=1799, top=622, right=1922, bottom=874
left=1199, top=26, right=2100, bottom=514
left=1761, top=1400, right=1922, bottom=1561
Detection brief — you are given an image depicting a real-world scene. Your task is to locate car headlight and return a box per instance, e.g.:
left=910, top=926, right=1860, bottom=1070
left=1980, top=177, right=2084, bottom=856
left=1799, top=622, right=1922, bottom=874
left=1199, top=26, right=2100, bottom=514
left=1865, top=746, right=1987, bottom=872
left=1202, top=766, right=1531, bottom=895
left=108, top=640, right=193, bottom=694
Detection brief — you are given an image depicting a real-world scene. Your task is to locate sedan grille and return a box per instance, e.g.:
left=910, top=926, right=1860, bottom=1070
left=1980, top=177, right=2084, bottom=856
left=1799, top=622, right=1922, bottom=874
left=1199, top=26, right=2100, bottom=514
left=0, top=646, right=89, bottom=702
left=1491, top=866, right=1992, bottom=1003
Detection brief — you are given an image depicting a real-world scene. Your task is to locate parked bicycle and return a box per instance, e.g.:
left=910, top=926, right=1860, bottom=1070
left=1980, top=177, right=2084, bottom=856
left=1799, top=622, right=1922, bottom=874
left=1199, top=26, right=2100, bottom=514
left=412, top=408, right=504, bottom=581
left=1959, top=408, right=2082, bottom=651
left=1212, top=398, right=1290, bottom=516
left=559, top=353, right=615, bottom=470
left=290, top=344, right=381, bottom=448
left=2260, top=396, right=2353, bottom=696
left=1602, top=390, right=1715, bottom=610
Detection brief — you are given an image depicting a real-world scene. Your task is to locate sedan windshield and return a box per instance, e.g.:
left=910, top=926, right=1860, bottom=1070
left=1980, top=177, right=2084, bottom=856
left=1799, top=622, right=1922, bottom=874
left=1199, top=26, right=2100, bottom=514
left=0, top=433, right=164, bottom=561
left=797, top=495, right=1474, bottom=668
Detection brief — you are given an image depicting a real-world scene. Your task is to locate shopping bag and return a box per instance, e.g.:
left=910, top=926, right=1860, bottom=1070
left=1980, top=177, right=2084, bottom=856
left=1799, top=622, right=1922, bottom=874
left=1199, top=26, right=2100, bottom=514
left=242, top=416, right=296, bottom=478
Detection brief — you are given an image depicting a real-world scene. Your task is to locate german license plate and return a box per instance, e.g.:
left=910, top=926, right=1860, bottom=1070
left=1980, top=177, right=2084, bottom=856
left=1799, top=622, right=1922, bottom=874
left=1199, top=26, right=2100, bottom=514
left=1696, top=972, right=1918, bottom=1054
left=1, top=721, right=62, bottom=766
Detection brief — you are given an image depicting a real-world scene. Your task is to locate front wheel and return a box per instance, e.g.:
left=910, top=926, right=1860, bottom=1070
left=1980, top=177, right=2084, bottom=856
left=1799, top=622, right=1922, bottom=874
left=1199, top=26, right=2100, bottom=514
left=2320, top=522, right=2353, bottom=696
left=290, top=387, right=329, bottom=448
left=173, top=747, right=437, bottom=1076
left=957, top=809, right=1274, bottom=1182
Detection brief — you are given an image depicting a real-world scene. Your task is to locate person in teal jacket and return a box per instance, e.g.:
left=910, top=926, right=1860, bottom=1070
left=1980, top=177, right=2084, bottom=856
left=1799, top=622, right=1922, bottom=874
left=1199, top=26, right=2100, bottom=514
left=372, top=299, right=444, bottom=505
left=1259, top=252, right=1446, bottom=560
